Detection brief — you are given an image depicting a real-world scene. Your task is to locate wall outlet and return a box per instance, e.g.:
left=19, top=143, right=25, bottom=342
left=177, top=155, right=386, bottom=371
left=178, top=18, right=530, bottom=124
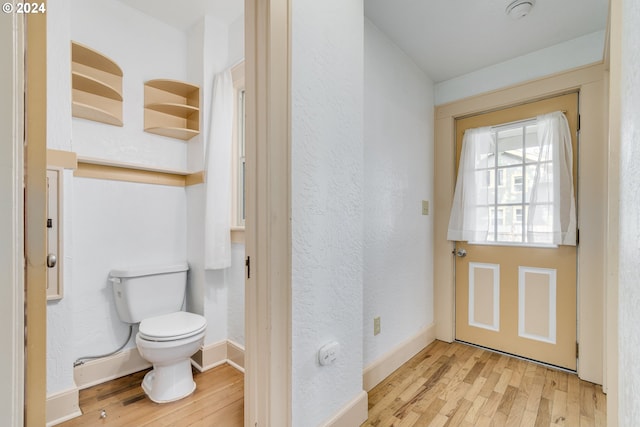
left=318, top=341, right=340, bottom=366
left=422, top=200, right=429, bottom=215
left=374, top=317, right=381, bottom=336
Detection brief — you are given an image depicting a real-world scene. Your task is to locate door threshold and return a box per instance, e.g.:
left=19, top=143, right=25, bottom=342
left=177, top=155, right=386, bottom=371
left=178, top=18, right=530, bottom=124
left=455, top=339, right=577, bottom=374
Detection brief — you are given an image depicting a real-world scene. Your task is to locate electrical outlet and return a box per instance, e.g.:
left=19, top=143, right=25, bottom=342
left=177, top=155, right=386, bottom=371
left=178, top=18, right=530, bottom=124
left=374, top=317, right=381, bottom=336
left=422, top=200, right=429, bottom=215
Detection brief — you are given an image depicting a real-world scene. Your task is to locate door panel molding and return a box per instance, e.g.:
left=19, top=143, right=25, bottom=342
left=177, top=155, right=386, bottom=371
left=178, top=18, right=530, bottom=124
left=468, top=262, right=500, bottom=332
left=518, top=266, right=557, bottom=344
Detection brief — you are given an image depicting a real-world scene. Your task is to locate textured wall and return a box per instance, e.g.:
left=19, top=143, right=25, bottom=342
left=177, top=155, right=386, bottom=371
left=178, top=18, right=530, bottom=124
left=363, top=19, right=435, bottom=367
left=291, top=1, right=364, bottom=425
left=618, top=0, right=640, bottom=423
left=46, top=0, right=191, bottom=394
left=70, top=0, right=188, bottom=170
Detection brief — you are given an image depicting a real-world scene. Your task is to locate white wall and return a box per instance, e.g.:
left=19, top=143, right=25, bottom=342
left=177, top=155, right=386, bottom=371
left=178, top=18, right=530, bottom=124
left=435, top=30, right=606, bottom=106
left=46, top=0, right=191, bottom=395
left=291, top=1, right=364, bottom=426
left=70, top=0, right=188, bottom=170
left=185, top=13, right=245, bottom=348
left=363, top=19, right=434, bottom=367
left=618, top=0, right=640, bottom=423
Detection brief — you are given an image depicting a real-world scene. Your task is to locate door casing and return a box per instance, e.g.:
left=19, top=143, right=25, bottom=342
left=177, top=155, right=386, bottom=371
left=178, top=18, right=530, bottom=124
left=434, top=63, right=608, bottom=384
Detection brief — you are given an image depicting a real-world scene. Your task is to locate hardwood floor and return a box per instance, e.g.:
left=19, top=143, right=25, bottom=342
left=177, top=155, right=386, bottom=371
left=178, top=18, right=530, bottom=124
left=363, top=340, right=606, bottom=427
left=59, top=341, right=605, bottom=427
left=59, top=363, right=243, bottom=427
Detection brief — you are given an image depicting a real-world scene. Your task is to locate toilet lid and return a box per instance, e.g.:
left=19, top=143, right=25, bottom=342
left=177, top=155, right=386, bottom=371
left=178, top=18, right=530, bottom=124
left=138, top=312, right=207, bottom=341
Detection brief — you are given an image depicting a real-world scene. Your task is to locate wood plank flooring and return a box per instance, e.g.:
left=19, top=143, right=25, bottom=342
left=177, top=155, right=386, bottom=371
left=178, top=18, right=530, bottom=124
left=59, top=341, right=605, bottom=427
left=362, top=340, right=606, bottom=427
left=59, top=363, right=243, bottom=427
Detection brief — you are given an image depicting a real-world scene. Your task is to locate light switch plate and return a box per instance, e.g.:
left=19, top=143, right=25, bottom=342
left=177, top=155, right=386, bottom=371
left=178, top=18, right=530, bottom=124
left=422, top=200, right=429, bottom=215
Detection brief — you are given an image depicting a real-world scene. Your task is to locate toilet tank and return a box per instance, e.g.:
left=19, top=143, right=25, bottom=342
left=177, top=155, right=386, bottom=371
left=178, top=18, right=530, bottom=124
left=109, top=263, right=189, bottom=324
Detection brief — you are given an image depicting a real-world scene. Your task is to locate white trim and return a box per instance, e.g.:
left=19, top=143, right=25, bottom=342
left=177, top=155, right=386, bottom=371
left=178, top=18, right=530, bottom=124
left=518, top=266, right=557, bottom=344
left=468, top=263, right=500, bottom=332
left=191, top=340, right=227, bottom=372
left=318, top=390, right=368, bottom=427
left=73, top=347, right=151, bottom=390
left=363, top=323, right=436, bottom=391
left=46, top=387, right=81, bottom=427
left=191, top=340, right=246, bottom=373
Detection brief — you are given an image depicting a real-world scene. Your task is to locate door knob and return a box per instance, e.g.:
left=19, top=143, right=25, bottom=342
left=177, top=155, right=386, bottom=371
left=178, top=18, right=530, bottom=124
left=456, top=248, right=467, bottom=257
left=47, top=254, right=57, bottom=268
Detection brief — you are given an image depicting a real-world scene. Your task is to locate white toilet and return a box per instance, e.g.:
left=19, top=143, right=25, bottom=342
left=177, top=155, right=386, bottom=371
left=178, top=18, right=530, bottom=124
left=109, top=263, right=207, bottom=403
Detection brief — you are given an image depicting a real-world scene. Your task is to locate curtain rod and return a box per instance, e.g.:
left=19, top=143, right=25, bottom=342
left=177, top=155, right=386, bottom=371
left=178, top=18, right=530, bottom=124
left=490, top=110, right=567, bottom=131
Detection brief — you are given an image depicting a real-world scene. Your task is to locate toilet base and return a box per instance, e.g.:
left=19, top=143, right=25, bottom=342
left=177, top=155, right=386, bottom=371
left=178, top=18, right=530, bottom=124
left=141, top=359, right=196, bottom=403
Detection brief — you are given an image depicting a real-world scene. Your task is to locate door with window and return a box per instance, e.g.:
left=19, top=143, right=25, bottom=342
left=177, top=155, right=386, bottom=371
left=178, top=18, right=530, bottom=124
left=450, top=93, right=578, bottom=370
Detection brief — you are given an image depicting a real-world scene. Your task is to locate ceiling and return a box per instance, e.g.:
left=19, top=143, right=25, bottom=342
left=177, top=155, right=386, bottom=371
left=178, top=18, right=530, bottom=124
left=364, top=0, right=609, bottom=82
left=116, top=0, right=608, bottom=83
left=117, top=0, right=243, bottom=31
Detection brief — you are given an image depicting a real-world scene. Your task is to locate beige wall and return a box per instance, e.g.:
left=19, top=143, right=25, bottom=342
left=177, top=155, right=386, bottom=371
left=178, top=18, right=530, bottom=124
left=434, top=63, right=608, bottom=384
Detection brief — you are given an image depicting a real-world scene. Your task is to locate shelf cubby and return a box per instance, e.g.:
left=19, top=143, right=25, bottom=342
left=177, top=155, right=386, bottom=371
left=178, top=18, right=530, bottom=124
left=144, top=79, right=200, bottom=141
left=71, top=41, right=123, bottom=126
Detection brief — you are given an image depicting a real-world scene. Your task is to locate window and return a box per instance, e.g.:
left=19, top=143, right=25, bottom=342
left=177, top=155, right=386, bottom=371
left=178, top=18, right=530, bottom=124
left=231, top=62, right=245, bottom=229
left=514, top=207, right=523, bottom=224
left=513, top=175, right=523, bottom=193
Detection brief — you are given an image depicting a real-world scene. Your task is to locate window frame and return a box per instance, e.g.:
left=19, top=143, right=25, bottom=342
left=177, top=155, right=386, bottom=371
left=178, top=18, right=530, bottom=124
left=231, top=61, right=246, bottom=232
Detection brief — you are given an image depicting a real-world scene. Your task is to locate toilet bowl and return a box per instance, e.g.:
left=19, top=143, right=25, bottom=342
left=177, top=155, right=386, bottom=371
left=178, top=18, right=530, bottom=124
left=109, top=264, right=207, bottom=404
left=135, top=311, right=207, bottom=403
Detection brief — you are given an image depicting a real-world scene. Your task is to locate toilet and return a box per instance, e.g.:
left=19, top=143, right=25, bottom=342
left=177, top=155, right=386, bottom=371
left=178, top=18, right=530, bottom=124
left=109, top=263, right=207, bottom=403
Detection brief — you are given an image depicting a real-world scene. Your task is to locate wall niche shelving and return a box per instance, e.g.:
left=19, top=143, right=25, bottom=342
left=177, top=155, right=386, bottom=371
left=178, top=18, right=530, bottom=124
left=144, top=79, right=200, bottom=141
left=71, top=41, right=123, bottom=126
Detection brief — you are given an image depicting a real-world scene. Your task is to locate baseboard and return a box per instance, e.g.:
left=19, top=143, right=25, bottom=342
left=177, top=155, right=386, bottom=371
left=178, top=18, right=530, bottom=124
left=74, top=346, right=151, bottom=390
left=226, top=340, right=245, bottom=373
left=191, top=340, right=245, bottom=373
left=319, top=390, right=368, bottom=427
left=46, top=387, right=82, bottom=427
left=363, top=323, right=436, bottom=391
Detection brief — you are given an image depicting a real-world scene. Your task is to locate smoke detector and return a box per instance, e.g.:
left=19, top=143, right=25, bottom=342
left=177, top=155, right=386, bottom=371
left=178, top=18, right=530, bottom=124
left=506, top=0, right=535, bottom=19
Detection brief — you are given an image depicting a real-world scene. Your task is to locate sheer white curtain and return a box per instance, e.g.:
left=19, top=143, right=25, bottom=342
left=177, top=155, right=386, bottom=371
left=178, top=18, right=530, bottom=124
left=204, top=70, right=233, bottom=269
left=447, top=111, right=577, bottom=246
left=527, top=111, right=576, bottom=245
left=447, top=127, right=495, bottom=242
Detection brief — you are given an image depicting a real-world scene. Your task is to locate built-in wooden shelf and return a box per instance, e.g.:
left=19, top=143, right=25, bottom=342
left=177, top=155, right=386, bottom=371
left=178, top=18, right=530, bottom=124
left=72, top=102, right=123, bottom=127
left=144, top=79, right=200, bottom=141
left=71, top=41, right=123, bottom=126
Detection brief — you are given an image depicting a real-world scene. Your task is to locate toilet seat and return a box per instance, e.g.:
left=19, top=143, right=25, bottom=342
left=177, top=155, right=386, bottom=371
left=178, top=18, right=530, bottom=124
left=138, top=311, right=207, bottom=342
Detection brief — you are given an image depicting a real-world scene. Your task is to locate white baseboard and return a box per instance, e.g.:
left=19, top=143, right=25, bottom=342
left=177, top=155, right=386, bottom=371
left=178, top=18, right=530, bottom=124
left=319, top=390, right=368, bottom=427
left=363, top=323, right=436, bottom=391
left=50, top=340, right=245, bottom=426
left=74, top=346, right=151, bottom=390
left=46, top=387, right=82, bottom=427
left=191, top=340, right=245, bottom=373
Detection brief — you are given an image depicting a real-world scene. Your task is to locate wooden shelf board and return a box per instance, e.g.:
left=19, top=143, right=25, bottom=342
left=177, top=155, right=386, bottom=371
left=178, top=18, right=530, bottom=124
left=72, top=71, right=123, bottom=101
left=71, top=41, right=122, bottom=76
left=144, top=126, right=199, bottom=141
left=72, top=102, right=123, bottom=127
left=145, top=79, right=199, bottom=97
left=77, top=156, right=192, bottom=175
left=145, top=102, right=199, bottom=117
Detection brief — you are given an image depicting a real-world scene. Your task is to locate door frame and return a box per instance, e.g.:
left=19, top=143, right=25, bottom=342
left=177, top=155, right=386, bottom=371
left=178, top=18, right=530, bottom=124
left=19, top=1, right=294, bottom=425
left=434, top=63, right=608, bottom=384
left=1, top=7, right=26, bottom=426
left=244, top=0, right=292, bottom=426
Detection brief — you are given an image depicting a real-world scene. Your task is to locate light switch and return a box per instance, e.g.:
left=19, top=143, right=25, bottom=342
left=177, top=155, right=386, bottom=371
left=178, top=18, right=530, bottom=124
left=422, top=200, right=429, bottom=215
